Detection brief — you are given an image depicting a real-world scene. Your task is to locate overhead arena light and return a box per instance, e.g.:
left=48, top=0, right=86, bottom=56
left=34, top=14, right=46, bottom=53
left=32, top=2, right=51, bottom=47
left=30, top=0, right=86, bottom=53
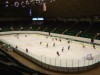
left=32, top=18, right=44, bottom=20
left=4, top=0, right=55, bottom=7
left=33, top=0, right=56, bottom=5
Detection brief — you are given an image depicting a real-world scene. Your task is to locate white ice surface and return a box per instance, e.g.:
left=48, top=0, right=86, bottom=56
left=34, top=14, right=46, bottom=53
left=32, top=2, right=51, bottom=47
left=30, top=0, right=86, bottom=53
left=0, top=34, right=100, bottom=67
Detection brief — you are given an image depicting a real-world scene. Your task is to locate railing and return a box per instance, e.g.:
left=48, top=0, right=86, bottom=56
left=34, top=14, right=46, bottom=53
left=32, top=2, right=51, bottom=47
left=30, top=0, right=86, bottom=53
left=13, top=47, right=100, bottom=72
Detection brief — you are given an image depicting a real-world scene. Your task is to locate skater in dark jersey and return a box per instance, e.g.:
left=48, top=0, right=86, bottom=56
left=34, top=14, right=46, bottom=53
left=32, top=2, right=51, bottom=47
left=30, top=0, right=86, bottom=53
left=68, top=46, right=70, bottom=50
left=26, top=48, right=28, bottom=53
left=56, top=51, right=60, bottom=56
left=62, top=47, right=64, bottom=52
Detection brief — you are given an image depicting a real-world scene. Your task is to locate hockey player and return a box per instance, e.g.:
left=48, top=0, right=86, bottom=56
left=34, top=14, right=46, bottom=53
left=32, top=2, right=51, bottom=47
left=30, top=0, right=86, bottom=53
left=25, top=35, right=27, bottom=37
left=82, top=43, right=85, bottom=48
left=93, top=44, right=96, bottom=49
left=53, top=42, right=55, bottom=47
left=26, top=48, right=28, bottom=53
left=40, top=41, right=42, bottom=45
left=68, top=46, right=70, bottom=50
left=55, top=38, right=57, bottom=41
left=46, top=43, right=48, bottom=47
left=68, top=40, right=70, bottom=43
left=16, top=45, right=18, bottom=49
left=56, top=51, right=60, bottom=56
left=62, top=47, right=64, bottom=52
left=59, top=39, right=61, bottom=42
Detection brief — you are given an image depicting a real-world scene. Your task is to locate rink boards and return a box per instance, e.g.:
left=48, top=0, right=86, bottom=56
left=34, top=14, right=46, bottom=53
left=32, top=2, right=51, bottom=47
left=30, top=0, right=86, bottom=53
left=0, top=31, right=100, bottom=72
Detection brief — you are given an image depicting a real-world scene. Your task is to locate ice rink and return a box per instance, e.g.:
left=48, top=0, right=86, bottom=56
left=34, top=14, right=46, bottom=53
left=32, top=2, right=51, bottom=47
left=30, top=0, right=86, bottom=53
left=0, top=34, right=100, bottom=67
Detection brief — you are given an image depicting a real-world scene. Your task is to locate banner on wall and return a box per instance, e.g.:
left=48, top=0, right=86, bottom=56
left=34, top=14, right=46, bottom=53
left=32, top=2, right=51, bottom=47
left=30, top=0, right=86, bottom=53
left=43, top=3, right=46, bottom=11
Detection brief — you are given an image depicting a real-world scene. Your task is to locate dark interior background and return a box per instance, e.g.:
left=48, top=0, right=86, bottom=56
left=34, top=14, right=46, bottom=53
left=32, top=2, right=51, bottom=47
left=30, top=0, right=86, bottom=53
left=0, top=0, right=100, bottom=18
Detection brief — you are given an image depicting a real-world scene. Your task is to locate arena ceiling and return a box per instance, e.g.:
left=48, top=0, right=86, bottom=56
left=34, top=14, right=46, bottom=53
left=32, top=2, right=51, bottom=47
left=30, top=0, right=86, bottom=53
left=0, top=0, right=100, bottom=17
